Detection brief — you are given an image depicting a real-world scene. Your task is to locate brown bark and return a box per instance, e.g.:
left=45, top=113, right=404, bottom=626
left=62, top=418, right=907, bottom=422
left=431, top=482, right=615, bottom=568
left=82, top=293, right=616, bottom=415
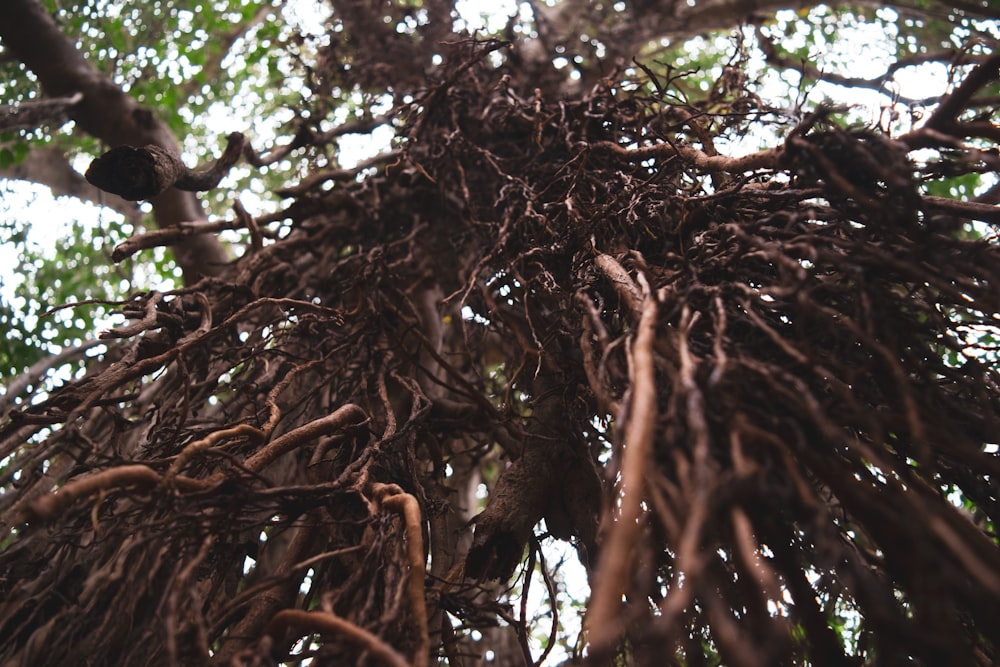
left=84, top=132, right=247, bottom=201
left=0, top=0, right=228, bottom=282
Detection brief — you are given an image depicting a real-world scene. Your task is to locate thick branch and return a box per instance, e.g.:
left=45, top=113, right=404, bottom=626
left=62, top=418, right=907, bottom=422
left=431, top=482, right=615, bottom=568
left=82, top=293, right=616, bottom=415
left=0, top=92, right=82, bottom=132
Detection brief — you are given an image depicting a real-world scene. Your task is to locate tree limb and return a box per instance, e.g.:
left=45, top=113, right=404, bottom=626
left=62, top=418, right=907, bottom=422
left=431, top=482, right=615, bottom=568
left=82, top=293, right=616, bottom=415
left=0, top=92, right=82, bottom=132
left=263, top=610, right=411, bottom=667
left=0, top=338, right=104, bottom=419
left=85, top=132, right=247, bottom=201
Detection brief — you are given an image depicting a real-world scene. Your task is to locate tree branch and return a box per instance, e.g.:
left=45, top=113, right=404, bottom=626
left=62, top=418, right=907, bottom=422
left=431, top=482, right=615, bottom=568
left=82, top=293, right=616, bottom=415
left=0, top=92, right=82, bottom=132
left=111, top=216, right=249, bottom=263
left=263, top=610, right=411, bottom=667
left=0, top=338, right=104, bottom=419
left=925, top=53, right=1000, bottom=132
left=922, top=195, right=1000, bottom=224
left=85, top=132, right=247, bottom=201
left=755, top=27, right=977, bottom=107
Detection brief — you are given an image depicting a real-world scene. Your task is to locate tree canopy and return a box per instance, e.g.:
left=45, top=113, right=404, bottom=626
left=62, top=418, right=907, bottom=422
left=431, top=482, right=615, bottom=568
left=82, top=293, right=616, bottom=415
left=1, top=1, right=999, bottom=665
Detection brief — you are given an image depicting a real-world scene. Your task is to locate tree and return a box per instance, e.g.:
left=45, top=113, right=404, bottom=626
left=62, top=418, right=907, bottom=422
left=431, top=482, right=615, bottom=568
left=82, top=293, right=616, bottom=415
left=1, top=0, right=999, bottom=665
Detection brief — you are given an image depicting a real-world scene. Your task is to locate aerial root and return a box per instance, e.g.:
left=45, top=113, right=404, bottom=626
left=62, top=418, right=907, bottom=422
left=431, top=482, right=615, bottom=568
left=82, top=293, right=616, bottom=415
left=371, top=482, right=430, bottom=667
left=25, top=464, right=208, bottom=523
left=586, top=274, right=659, bottom=655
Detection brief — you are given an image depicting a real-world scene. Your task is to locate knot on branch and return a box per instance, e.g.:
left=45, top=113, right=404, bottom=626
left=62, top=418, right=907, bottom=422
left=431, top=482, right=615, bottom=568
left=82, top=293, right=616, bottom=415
left=85, top=132, right=247, bottom=200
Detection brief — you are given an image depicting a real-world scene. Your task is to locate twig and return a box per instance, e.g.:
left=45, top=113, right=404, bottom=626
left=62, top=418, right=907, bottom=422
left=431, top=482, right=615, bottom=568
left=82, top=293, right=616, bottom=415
left=531, top=538, right=559, bottom=667
left=233, top=197, right=263, bottom=252
left=99, top=291, right=163, bottom=338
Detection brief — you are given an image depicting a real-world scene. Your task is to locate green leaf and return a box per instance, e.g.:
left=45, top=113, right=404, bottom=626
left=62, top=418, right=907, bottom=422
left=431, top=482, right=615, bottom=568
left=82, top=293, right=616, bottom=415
left=12, top=141, right=29, bottom=163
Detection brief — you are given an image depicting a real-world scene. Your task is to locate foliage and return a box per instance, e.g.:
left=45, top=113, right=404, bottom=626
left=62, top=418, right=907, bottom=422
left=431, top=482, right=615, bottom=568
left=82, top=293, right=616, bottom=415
left=0, top=184, right=135, bottom=378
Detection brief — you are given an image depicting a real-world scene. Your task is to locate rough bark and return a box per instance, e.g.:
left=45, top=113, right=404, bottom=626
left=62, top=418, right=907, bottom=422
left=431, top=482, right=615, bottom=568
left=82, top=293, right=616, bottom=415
left=84, top=132, right=247, bottom=201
